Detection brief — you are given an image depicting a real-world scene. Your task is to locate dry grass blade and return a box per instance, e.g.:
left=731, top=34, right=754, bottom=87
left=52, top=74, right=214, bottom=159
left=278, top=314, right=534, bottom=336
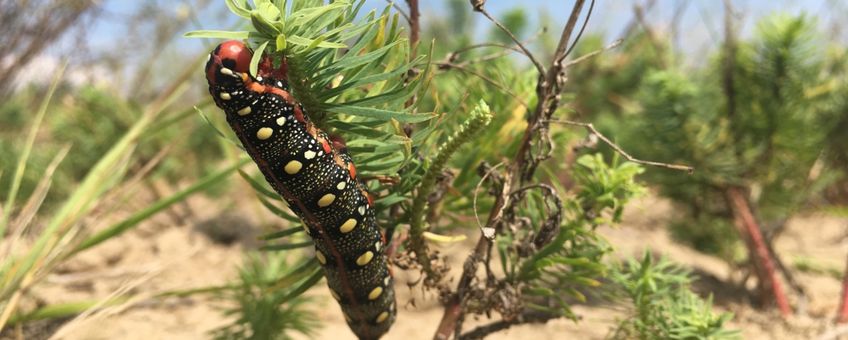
left=4, top=145, right=71, bottom=259
left=0, top=65, right=192, bottom=333
left=0, top=63, right=67, bottom=236
left=68, top=158, right=249, bottom=257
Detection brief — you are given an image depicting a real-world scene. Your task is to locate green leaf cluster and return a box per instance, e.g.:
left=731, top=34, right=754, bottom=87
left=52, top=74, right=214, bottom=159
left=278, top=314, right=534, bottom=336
left=610, top=253, right=739, bottom=340
left=211, top=253, right=321, bottom=340
left=511, top=154, right=644, bottom=319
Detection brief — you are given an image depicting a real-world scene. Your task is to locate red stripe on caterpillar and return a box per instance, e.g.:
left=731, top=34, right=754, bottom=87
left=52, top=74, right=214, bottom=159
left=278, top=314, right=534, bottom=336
left=205, top=40, right=396, bottom=340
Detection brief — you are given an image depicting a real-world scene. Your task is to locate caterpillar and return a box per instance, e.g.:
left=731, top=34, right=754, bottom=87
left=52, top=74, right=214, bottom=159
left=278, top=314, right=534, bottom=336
left=205, top=40, right=396, bottom=340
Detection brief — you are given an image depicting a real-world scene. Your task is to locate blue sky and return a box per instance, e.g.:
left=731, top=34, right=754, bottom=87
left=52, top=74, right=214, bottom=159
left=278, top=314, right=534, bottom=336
left=92, top=0, right=840, bottom=54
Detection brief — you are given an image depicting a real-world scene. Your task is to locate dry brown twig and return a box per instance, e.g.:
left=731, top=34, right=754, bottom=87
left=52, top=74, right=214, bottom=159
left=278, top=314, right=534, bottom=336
left=433, top=29, right=549, bottom=110
left=434, top=1, right=594, bottom=338
left=386, top=0, right=412, bottom=26
left=471, top=162, right=505, bottom=239
left=550, top=119, right=694, bottom=173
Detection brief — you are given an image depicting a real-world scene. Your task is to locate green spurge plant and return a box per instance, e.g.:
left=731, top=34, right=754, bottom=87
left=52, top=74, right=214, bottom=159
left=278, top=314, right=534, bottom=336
left=211, top=253, right=321, bottom=340
left=610, top=253, right=738, bottom=340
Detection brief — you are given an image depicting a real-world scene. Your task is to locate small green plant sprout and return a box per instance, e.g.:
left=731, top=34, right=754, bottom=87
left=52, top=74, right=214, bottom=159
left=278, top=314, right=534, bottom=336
left=211, top=253, right=321, bottom=340
left=610, top=252, right=739, bottom=340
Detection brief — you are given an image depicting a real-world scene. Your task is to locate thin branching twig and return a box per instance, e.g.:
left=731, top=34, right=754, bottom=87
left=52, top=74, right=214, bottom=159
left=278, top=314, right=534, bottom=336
left=387, top=0, right=411, bottom=26
left=472, top=6, right=545, bottom=75
left=471, top=162, right=505, bottom=239
left=564, top=39, right=623, bottom=68
left=549, top=119, right=694, bottom=173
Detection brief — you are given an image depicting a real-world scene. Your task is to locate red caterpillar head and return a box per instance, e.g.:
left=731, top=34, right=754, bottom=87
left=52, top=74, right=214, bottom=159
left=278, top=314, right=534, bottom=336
left=205, top=40, right=252, bottom=87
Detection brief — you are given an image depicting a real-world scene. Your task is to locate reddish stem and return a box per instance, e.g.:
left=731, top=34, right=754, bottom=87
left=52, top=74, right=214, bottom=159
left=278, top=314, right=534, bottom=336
left=837, top=257, right=848, bottom=322
left=725, top=186, right=792, bottom=317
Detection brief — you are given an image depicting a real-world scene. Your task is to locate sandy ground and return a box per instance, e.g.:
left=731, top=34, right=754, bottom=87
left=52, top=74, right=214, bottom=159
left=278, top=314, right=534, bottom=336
left=7, top=189, right=848, bottom=340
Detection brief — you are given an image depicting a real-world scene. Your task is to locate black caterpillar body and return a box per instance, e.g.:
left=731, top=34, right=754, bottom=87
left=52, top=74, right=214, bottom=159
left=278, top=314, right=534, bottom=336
left=205, top=40, right=396, bottom=339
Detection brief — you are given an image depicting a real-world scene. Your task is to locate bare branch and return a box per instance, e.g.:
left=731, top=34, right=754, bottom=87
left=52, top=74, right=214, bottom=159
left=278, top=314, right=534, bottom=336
left=473, top=5, right=546, bottom=75
left=633, top=0, right=667, bottom=67
left=550, top=0, right=589, bottom=66
left=514, top=0, right=587, bottom=182
left=434, top=2, right=594, bottom=338
left=550, top=119, right=694, bottom=173
left=387, top=0, right=412, bottom=26
left=564, top=39, right=622, bottom=68
left=472, top=162, right=505, bottom=239
left=437, top=28, right=547, bottom=70
left=562, top=0, right=596, bottom=59
left=452, top=42, right=527, bottom=57
left=458, top=310, right=559, bottom=339
left=433, top=166, right=513, bottom=340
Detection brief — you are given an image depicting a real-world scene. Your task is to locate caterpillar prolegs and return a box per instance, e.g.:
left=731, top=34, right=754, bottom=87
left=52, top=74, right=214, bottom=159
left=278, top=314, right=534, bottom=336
left=205, top=40, right=396, bottom=339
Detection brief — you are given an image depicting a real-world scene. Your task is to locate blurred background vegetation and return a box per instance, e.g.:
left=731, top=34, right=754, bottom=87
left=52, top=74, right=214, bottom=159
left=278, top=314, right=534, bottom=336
left=0, top=0, right=847, bottom=339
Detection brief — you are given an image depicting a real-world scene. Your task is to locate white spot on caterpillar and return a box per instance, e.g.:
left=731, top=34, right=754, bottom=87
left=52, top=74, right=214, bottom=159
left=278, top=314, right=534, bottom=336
left=219, top=92, right=232, bottom=100
left=375, top=311, right=389, bottom=323
left=384, top=276, right=390, bottom=286
left=256, top=127, right=273, bottom=140
left=237, top=106, right=252, bottom=116
left=358, top=205, right=366, bottom=216
left=356, top=251, right=374, bottom=266
left=284, top=160, right=302, bottom=175
left=276, top=116, right=286, bottom=126
left=318, top=151, right=324, bottom=157
left=375, top=241, right=382, bottom=251
left=340, top=219, right=357, bottom=234
left=304, top=150, right=316, bottom=159
left=318, top=194, right=336, bottom=207
left=316, top=250, right=326, bottom=265
left=368, top=287, right=383, bottom=300
left=336, top=182, right=346, bottom=190
left=256, top=76, right=264, bottom=81
left=220, top=67, right=234, bottom=76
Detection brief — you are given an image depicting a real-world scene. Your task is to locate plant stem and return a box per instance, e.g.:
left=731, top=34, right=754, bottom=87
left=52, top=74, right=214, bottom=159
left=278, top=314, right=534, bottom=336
left=837, top=258, right=848, bottom=323
left=725, top=186, right=792, bottom=317
left=405, top=0, right=419, bottom=54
